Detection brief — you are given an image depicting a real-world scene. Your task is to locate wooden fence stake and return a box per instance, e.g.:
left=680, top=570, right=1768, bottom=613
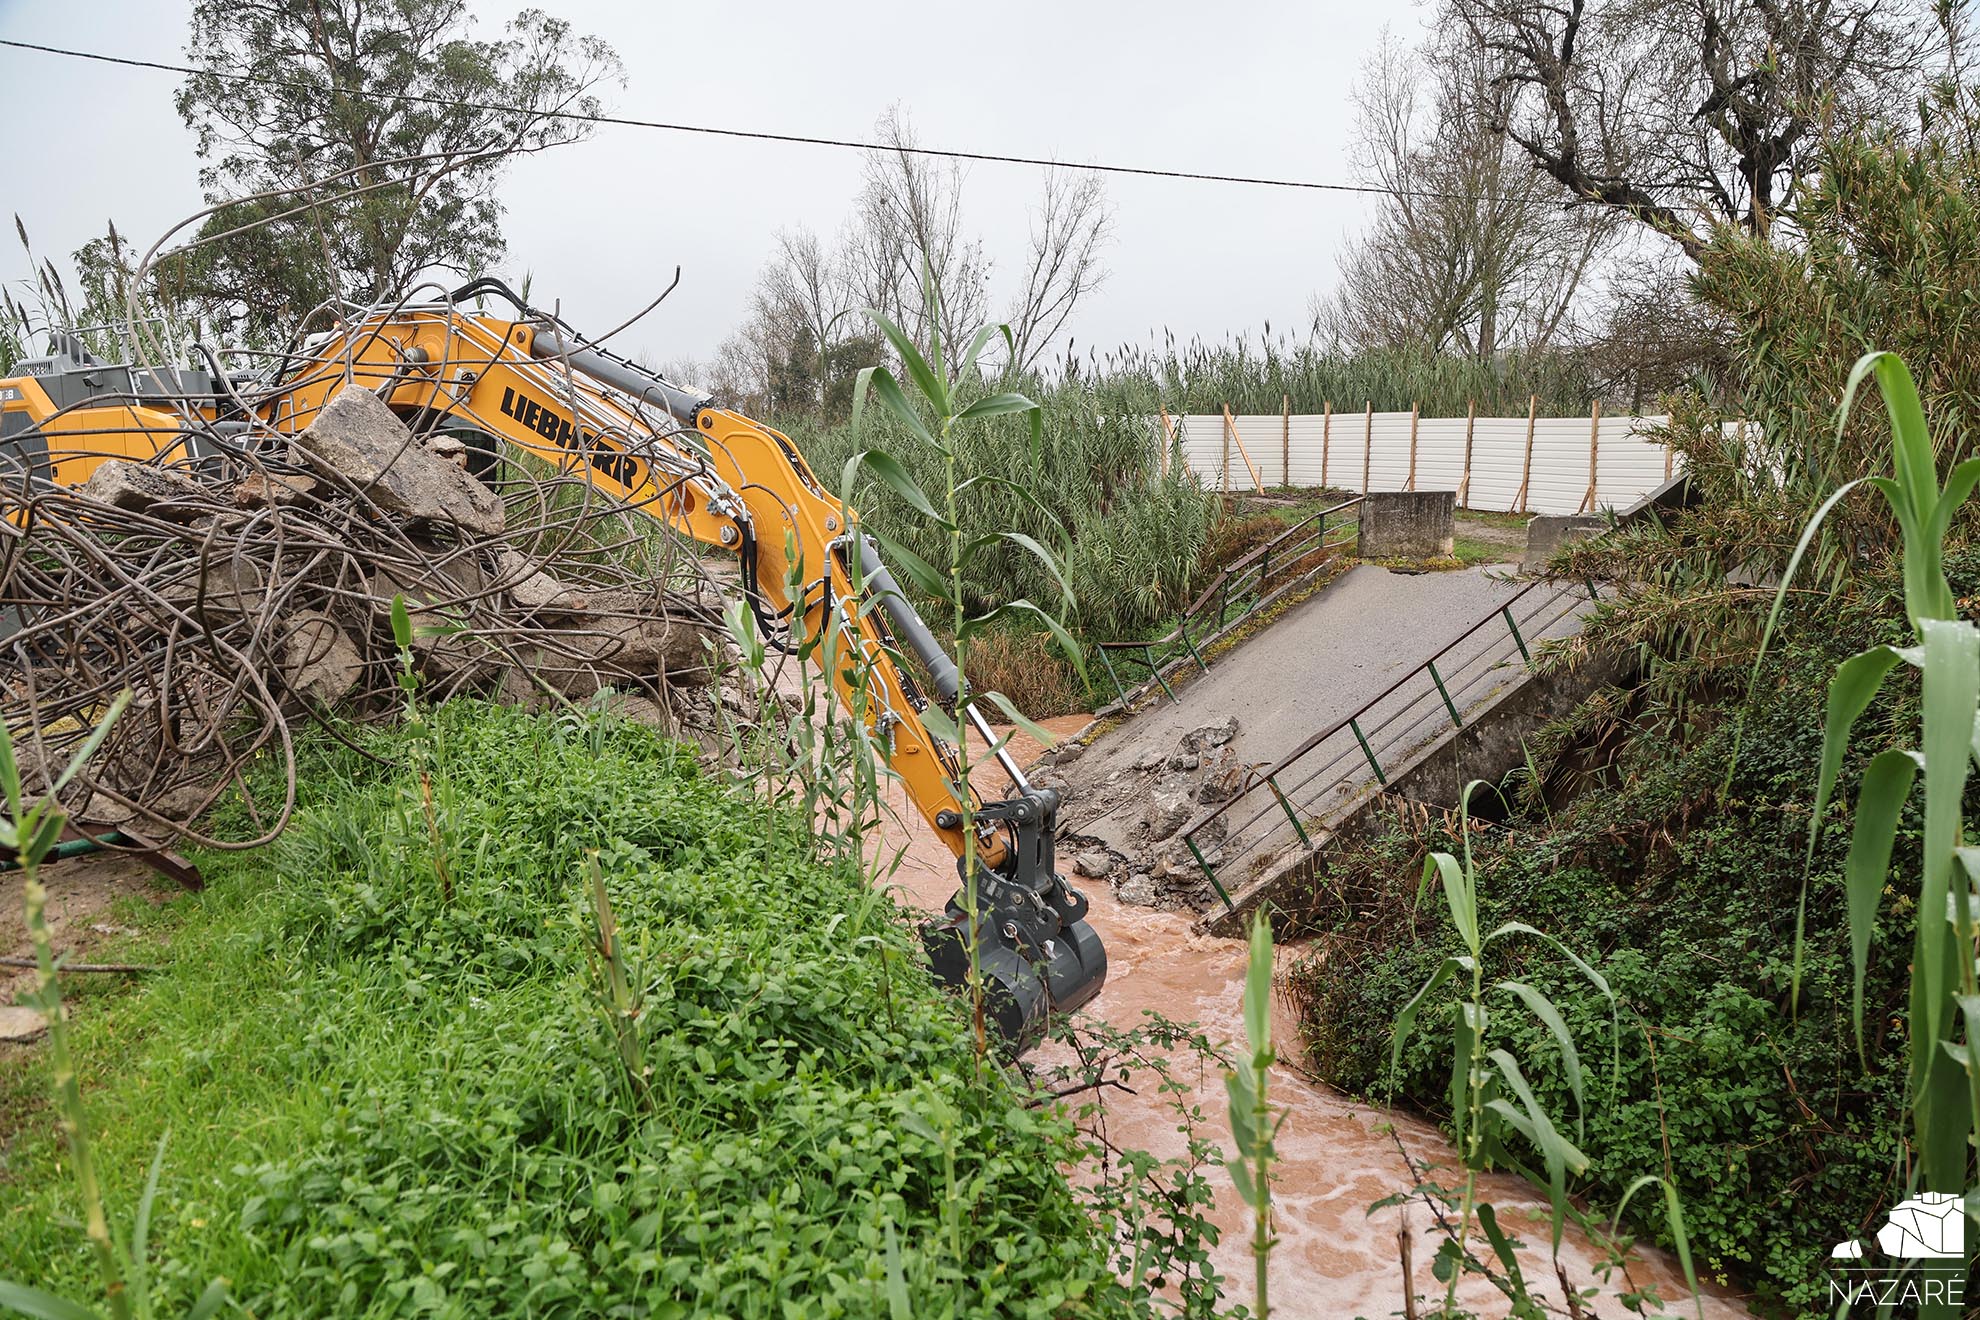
left=1362, top=400, right=1374, bottom=494
left=1457, top=397, right=1476, bottom=507
left=1405, top=403, right=1421, bottom=490
left=1321, top=400, right=1332, bottom=488
left=1220, top=405, right=1233, bottom=492
left=1224, top=404, right=1263, bottom=492
left=1578, top=399, right=1602, bottom=513
left=1159, top=406, right=1173, bottom=478
left=1664, top=430, right=1675, bottom=481
left=1514, top=394, right=1537, bottom=513
left=1281, top=393, right=1291, bottom=488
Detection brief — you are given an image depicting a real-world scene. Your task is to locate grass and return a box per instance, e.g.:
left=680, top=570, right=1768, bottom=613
left=0, top=702, right=1132, bottom=1318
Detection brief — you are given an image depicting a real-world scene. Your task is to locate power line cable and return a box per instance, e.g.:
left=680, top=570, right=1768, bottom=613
left=0, top=36, right=1530, bottom=206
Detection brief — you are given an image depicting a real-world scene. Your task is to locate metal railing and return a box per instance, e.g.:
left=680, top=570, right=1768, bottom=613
left=1179, top=574, right=1602, bottom=909
left=1094, top=496, right=1362, bottom=708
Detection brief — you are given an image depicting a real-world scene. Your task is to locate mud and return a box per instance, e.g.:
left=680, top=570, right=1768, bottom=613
left=881, top=717, right=1751, bottom=1318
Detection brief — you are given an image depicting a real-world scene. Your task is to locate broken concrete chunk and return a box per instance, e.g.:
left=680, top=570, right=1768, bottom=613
left=280, top=609, right=365, bottom=706
left=1133, top=746, right=1168, bottom=773
left=1073, top=850, right=1114, bottom=879
left=232, top=472, right=318, bottom=509
left=1118, top=873, right=1158, bottom=907
left=292, top=387, right=505, bottom=536
left=1139, top=787, right=1194, bottom=841
left=496, top=549, right=590, bottom=612
left=80, top=460, right=207, bottom=521
left=1181, top=715, right=1240, bottom=753
left=1195, top=745, right=1245, bottom=804
left=1167, top=750, right=1199, bottom=772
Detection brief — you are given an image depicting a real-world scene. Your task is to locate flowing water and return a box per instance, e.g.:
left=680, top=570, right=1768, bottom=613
left=878, top=717, right=1751, bottom=1319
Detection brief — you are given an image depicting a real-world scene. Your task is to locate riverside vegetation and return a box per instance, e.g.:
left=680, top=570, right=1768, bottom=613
left=1287, top=107, right=1980, bottom=1317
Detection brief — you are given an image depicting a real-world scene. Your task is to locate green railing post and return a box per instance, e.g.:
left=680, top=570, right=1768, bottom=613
left=1428, top=660, right=1462, bottom=727
left=1178, top=618, right=1212, bottom=676
left=1146, top=645, right=1180, bottom=703
left=1502, top=605, right=1531, bottom=663
left=1349, top=718, right=1387, bottom=785
left=1266, top=776, right=1312, bottom=849
left=1185, top=834, right=1235, bottom=911
left=1097, top=646, right=1129, bottom=707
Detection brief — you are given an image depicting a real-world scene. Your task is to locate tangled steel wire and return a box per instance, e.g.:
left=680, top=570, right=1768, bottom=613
left=1, top=323, right=738, bottom=853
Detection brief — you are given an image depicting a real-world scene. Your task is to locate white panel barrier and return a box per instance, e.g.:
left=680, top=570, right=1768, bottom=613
left=1159, top=408, right=1682, bottom=515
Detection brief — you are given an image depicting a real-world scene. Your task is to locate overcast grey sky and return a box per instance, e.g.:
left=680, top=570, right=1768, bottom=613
left=0, top=0, right=1400, bottom=369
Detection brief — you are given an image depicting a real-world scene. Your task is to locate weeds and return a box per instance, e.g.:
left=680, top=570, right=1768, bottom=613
left=1, top=691, right=230, bottom=1320
left=1224, top=911, right=1283, bottom=1318
left=1385, top=784, right=1696, bottom=1318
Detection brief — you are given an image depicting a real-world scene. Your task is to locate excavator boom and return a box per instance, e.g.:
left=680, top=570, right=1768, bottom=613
left=0, top=286, right=1106, bottom=1046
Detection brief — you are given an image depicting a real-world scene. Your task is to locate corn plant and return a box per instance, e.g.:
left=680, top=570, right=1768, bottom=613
left=1387, top=784, right=1695, bottom=1317
left=0, top=691, right=230, bottom=1320
left=1224, top=909, right=1283, bottom=1318
left=844, top=266, right=1081, bottom=1058
left=1756, top=351, right=1980, bottom=1304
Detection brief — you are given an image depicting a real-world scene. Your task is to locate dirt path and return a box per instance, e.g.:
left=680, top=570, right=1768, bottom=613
left=881, top=718, right=1749, bottom=1319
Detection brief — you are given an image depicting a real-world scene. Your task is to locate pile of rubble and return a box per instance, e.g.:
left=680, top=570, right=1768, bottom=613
left=3, top=387, right=746, bottom=848
left=1034, top=714, right=1247, bottom=909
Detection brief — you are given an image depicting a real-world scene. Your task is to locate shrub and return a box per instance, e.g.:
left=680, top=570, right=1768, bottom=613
left=0, top=703, right=1133, bottom=1318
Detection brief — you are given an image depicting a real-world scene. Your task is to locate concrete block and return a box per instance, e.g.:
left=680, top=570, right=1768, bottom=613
left=1358, top=490, right=1454, bottom=559
left=1523, top=515, right=1606, bottom=573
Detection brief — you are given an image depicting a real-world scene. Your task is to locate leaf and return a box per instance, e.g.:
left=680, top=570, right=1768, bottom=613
left=974, top=690, right=1056, bottom=750
left=1484, top=920, right=1619, bottom=1087
left=1390, top=955, right=1472, bottom=1080
left=953, top=392, right=1038, bottom=424
left=958, top=322, right=1021, bottom=383
left=1243, top=908, right=1274, bottom=1064
left=864, top=307, right=948, bottom=419
left=0, top=1281, right=101, bottom=1320
left=1424, top=852, right=1478, bottom=955
left=1612, top=1176, right=1703, bottom=1319
left=865, top=528, right=951, bottom=604
left=996, top=532, right=1075, bottom=608
left=1487, top=1049, right=1589, bottom=1248
left=183, top=1279, right=229, bottom=1320
left=842, top=448, right=946, bottom=526
left=1498, top=981, right=1586, bottom=1139
left=51, top=689, right=131, bottom=795
left=961, top=600, right=1084, bottom=674
left=882, top=1220, right=912, bottom=1320
left=1475, top=1203, right=1530, bottom=1300
left=951, top=474, right=1072, bottom=549
left=1915, top=618, right=1978, bottom=1062
left=1840, top=748, right=1921, bottom=1057
left=918, top=703, right=960, bottom=745
left=0, top=717, right=18, bottom=823
left=131, top=1128, right=172, bottom=1291
left=860, top=365, right=942, bottom=453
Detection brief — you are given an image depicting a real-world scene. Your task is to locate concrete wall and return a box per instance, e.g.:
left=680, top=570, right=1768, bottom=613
left=1358, top=490, right=1454, bottom=560
left=1523, top=514, right=1607, bottom=572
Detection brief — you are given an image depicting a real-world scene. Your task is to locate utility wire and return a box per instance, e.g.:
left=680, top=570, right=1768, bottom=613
left=0, top=36, right=1527, bottom=206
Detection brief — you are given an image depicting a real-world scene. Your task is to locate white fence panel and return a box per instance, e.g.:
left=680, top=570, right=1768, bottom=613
left=1162, top=407, right=1682, bottom=512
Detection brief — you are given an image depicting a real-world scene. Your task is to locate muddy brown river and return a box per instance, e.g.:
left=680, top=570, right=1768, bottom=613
left=880, top=718, right=1749, bottom=1319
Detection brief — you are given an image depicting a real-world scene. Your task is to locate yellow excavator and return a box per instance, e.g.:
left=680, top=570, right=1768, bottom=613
left=0, top=279, right=1105, bottom=1045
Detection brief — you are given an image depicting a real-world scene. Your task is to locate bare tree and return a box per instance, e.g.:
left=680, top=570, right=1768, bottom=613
left=1319, top=29, right=1614, bottom=357
left=1006, top=169, right=1111, bottom=372
left=753, top=227, right=853, bottom=407
left=841, top=107, right=990, bottom=364
left=1445, top=0, right=1941, bottom=258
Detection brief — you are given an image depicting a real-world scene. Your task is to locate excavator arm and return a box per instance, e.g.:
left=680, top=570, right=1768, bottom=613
left=2, top=284, right=1103, bottom=1044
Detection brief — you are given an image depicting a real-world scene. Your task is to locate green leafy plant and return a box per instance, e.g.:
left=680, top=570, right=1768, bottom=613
left=1387, top=784, right=1694, bottom=1317
left=1, top=690, right=230, bottom=1320
left=843, top=266, right=1083, bottom=1056
left=1224, top=910, right=1283, bottom=1318
left=1759, top=350, right=1980, bottom=1308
